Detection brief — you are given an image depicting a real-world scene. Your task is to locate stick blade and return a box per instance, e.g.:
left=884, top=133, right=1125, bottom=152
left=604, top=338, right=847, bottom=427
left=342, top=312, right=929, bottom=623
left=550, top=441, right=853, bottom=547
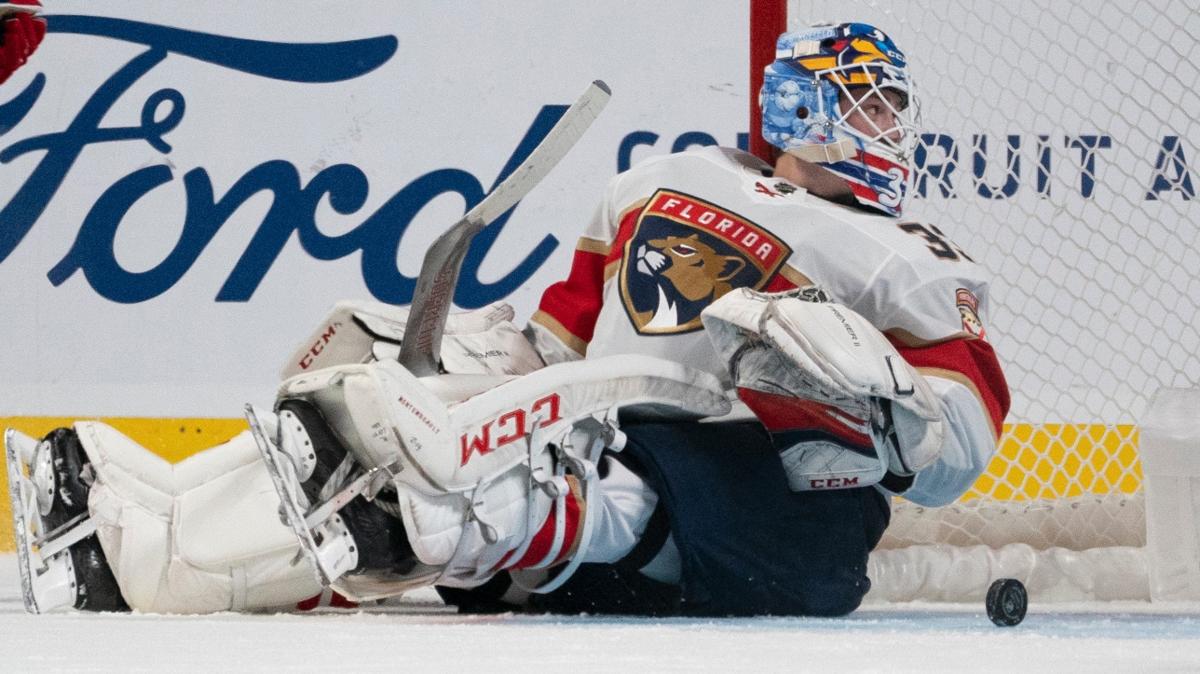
left=396, top=217, right=483, bottom=377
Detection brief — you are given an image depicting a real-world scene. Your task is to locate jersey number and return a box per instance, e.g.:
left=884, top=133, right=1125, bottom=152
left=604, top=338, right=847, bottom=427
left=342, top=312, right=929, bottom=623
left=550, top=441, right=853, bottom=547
left=898, top=223, right=975, bottom=262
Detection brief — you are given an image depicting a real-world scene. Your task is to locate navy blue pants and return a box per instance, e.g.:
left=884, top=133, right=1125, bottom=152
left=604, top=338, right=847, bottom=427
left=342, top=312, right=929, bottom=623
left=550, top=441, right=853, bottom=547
left=529, top=420, right=890, bottom=617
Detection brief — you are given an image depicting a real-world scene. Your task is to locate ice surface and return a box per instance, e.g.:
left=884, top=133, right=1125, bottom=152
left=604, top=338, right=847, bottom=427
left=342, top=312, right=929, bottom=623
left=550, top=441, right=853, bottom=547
left=3, top=555, right=1200, bottom=672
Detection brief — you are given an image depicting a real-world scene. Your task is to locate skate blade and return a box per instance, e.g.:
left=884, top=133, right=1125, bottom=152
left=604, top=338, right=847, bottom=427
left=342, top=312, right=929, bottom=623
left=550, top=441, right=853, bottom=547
left=244, top=405, right=333, bottom=586
left=6, top=429, right=45, bottom=614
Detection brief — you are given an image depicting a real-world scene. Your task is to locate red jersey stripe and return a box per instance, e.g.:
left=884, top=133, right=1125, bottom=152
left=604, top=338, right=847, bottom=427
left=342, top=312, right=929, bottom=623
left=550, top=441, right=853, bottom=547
left=535, top=246, right=607, bottom=346
left=889, top=336, right=1010, bottom=439
left=764, top=274, right=799, bottom=292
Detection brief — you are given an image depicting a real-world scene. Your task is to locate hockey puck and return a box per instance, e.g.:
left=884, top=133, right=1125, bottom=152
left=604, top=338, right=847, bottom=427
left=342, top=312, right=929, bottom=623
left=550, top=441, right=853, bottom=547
left=986, top=578, right=1027, bottom=626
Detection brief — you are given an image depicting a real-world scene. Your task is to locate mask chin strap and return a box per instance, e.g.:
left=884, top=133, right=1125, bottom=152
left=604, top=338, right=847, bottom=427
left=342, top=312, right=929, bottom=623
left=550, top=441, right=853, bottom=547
left=787, top=138, right=858, bottom=163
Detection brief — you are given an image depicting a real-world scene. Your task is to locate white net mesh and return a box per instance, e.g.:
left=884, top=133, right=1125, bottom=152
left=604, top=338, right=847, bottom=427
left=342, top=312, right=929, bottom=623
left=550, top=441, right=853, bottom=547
left=787, top=1, right=1200, bottom=550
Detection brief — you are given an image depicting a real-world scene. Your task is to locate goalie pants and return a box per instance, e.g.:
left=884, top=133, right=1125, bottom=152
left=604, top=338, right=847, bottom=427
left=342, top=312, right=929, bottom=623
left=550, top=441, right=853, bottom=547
left=533, top=420, right=890, bottom=617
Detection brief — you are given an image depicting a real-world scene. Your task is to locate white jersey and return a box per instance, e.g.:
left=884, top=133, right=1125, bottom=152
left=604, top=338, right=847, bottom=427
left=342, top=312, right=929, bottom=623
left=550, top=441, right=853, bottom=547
left=528, top=146, right=1009, bottom=505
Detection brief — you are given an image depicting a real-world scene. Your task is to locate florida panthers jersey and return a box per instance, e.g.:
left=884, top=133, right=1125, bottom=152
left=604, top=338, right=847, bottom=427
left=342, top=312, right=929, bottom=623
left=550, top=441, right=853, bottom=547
left=527, top=146, right=1009, bottom=505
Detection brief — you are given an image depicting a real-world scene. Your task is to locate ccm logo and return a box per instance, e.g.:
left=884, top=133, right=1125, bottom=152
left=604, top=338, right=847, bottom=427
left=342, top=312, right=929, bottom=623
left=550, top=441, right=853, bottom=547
left=460, top=393, right=562, bottom=466
left=298, top=322, right=343, bottom=370
left=809, top=477, right=860, bottom=489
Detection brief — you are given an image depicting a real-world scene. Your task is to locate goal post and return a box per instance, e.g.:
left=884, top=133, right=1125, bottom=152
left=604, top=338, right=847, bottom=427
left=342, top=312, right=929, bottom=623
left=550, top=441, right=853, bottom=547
left=749, top=0, right=787, bottom=164
left=750, top=0, right=1200, bottom=601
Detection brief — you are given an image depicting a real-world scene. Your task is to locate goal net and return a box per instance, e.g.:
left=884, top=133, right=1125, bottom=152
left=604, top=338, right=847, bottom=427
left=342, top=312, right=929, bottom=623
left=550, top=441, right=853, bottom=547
left=766, top=0, right=1200, bottom=601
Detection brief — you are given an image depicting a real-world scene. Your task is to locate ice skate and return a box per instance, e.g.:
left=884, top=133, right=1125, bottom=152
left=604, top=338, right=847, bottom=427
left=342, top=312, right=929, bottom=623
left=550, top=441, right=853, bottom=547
left=5, top=428, right=127, bottom=613
left=247, top=401, right=411, bottom=586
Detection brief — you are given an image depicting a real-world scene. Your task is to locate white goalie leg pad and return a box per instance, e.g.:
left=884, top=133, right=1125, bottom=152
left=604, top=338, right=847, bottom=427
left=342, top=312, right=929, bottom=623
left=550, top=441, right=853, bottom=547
left=702, top=288, right=946, bottom=477
left=278, top=355, right=728, bottom=497
left=428, top=418, right=659, bottom=592
left=77, top=423, right=321, bottom=613
left=275, top=354, right=729, bottom=591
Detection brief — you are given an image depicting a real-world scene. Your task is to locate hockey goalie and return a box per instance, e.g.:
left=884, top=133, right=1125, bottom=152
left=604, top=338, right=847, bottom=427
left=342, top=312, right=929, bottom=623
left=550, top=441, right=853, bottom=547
left=6, top=22, right=1009, bottom=617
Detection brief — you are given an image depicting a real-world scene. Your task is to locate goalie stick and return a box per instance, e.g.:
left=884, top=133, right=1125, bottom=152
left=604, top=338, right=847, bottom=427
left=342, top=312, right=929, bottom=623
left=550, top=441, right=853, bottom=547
left=398, top=80, right=611, bottom=376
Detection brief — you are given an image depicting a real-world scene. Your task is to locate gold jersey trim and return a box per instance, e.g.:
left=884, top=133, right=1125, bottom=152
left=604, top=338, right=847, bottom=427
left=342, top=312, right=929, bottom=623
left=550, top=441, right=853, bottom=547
left=917, top=366, right=999, bottom=441
left=575, top=236, right=610, bottom=256
left=530, top=309, right=589, bottom=356
left=778, top=266, right=815, bottom=287
left=886, top=327, right=978, bottom=349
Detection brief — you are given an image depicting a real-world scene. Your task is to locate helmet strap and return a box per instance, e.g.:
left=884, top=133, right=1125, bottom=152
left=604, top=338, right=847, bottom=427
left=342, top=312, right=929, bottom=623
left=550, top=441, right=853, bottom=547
left=786, top=138, right=858, bottom=164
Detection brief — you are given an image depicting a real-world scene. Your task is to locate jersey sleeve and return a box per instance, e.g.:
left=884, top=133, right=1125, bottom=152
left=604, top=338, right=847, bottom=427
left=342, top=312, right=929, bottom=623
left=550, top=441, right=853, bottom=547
left=525, top=175, right=623, bottom=364
left=872, top=274, right=1011, bottom=506
left=888, top=335, right=1011, bottom=506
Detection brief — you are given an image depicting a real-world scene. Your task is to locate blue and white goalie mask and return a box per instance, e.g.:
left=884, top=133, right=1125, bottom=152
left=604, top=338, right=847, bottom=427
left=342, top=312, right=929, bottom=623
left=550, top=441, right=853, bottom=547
left=759, top=22, right=921, bottom=215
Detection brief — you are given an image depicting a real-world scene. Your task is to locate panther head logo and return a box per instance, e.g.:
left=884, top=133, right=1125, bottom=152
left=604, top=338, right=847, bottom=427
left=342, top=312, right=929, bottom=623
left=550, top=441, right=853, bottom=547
left=956, top=288, right=987, bottom=339
left=618, top=189, right=791, bottom=335
left=632, top=233, right=746, bottom=330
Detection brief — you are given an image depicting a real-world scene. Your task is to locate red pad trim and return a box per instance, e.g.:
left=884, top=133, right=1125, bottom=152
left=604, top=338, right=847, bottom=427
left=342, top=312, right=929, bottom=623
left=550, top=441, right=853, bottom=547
left=737, top=387, right=873, bottom=448
left=295, top=590, right=358, bottom=611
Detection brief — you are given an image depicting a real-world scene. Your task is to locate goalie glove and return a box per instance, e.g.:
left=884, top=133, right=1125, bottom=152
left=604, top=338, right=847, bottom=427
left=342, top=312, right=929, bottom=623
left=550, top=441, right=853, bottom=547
left=702, top=288, right=945, bottom=491
left=280, top=301, right=544, bottom=379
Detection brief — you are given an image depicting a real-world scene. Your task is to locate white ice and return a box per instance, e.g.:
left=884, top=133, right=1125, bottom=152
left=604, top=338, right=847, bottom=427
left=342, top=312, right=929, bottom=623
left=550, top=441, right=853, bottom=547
left=3, top=555, right=1200, bottom=673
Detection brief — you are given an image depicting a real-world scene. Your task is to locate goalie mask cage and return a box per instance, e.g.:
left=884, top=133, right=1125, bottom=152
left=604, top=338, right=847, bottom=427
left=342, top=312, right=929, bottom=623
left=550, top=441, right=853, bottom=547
left=752, top=1, right=1200, bottom=601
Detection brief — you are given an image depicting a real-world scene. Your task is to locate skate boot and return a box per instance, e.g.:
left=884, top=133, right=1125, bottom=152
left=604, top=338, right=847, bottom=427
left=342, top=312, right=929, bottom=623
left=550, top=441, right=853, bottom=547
left=5, top=427, right=128, bottom=613
left=248, top=401, right=416, bottom=587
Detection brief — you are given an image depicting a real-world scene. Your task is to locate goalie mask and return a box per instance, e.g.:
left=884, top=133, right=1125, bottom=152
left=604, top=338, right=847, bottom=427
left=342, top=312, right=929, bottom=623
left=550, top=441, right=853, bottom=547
left=759, top=22, right=920, bottom=215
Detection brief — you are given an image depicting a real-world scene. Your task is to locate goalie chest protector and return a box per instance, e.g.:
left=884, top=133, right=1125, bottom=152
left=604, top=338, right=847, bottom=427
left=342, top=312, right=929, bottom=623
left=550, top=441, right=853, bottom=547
left=534, top=145, right=991, bottom=385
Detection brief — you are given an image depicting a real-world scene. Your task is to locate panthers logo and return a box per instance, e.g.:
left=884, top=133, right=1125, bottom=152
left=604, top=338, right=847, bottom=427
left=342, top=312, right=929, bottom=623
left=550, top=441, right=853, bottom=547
left=632, top=234, right=745, bottom=330
left=619, top=190, right=791, bottom=334
left=956, top=288, right=987, bottom=340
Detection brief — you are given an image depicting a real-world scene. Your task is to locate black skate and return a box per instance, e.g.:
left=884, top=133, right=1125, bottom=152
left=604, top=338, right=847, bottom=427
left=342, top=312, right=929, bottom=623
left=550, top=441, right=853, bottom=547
left=275, top=400, right=416, bottom=575
left=247, top=401, right=418, bottom=589
left=5, top=427, right=128, bottom=613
